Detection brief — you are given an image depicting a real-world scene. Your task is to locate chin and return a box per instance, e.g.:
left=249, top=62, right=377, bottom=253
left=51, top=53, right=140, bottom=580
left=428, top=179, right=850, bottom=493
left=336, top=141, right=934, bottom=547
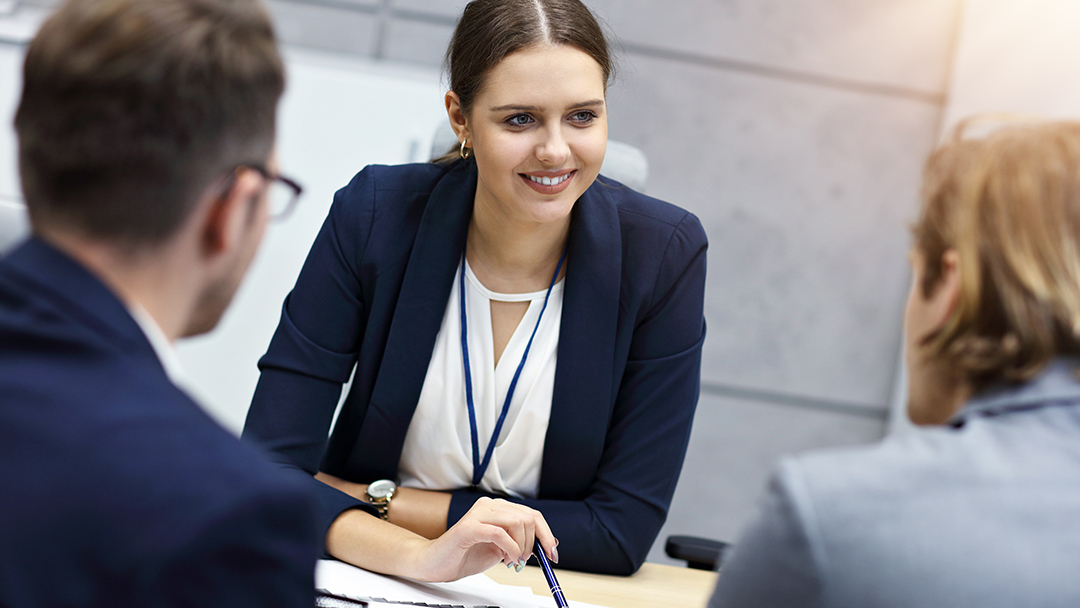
left=528, top=192, right=583, bottom=222
left=182, top=274, right=239, bottom=337
left=532, top=206, right=576, bottom=226
left=181, top=306, right=227, bottom=338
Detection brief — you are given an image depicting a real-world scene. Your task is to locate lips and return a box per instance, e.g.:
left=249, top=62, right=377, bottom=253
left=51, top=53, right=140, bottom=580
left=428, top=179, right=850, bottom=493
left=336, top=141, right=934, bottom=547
left=520, top=170, right=576, bottom=194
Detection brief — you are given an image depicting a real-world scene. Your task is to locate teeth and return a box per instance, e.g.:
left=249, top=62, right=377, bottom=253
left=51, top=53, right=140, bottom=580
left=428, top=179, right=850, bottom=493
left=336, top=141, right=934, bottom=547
left=528, top=173, right=571, bottom=186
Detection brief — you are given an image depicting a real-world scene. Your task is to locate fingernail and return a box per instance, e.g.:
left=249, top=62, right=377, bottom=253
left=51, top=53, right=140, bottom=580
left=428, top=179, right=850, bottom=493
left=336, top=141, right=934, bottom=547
left=515, top=561, right=525, bottom=573
left=506, top=561, right=514, bottom=569
left=552, top=546, right=560, bottom=564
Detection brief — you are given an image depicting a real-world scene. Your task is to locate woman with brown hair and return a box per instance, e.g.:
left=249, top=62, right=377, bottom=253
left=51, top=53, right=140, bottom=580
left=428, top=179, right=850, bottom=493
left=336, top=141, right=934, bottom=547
left=244, top=0, right=707, bottom=575
left=709, top=120, right=1080, bottom=607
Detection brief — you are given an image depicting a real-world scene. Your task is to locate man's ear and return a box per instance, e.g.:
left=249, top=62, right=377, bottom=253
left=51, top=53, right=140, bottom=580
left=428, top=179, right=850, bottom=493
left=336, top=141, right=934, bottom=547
left=445, top=91, right=469, bottom=144
left=929, top=249, right=962, bottom=330
left=200, top=168, right=263, bottom=259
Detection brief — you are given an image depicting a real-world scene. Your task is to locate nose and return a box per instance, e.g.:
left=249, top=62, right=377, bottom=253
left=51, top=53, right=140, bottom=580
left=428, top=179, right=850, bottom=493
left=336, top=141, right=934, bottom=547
left=535, top=125, right=570, bottom=166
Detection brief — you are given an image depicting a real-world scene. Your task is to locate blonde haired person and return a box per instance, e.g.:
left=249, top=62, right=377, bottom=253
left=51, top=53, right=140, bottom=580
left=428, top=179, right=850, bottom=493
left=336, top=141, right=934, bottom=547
left=711, top=120, right=1080, bottom=607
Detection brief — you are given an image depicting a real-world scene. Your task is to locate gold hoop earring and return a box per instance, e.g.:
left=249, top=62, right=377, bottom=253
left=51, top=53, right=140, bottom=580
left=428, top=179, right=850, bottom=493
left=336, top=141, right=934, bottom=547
left=459, top=139, right=471, bottom=159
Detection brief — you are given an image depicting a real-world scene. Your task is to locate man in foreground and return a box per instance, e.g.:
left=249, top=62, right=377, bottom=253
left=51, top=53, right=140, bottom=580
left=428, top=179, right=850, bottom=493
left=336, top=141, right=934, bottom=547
left=0, top=1, right=554, bottom=605
left=710, top=120, right=1080, bottom=607
left=0, top=0, right=319, bottom=604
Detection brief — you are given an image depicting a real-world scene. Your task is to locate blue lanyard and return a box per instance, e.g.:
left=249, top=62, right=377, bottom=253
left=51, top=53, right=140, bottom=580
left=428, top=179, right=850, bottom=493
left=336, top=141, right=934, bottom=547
left=460, top=243, right=568, bottom=488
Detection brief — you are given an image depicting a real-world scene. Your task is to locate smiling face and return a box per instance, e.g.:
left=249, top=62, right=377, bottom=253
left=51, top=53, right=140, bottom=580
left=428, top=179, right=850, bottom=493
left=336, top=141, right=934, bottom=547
left=449, top=43, right=607, bottom=230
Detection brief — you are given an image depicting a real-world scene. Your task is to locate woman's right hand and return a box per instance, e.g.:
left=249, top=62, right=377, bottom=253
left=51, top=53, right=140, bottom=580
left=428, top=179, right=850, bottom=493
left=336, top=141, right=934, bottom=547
left=325, top=495, right=558, bottom=583
left=409, top=496, right=559, bottom=582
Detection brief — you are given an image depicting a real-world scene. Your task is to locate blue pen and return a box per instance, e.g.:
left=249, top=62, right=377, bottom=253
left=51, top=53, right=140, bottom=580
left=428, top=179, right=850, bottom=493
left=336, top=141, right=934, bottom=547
left=534, top=540, right=568, bottom=608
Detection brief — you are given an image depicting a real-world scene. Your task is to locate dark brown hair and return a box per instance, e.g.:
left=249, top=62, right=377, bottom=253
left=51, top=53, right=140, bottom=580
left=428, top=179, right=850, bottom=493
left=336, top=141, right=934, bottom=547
left=15, top=0, right=284, bottom=247
left=437, top=0, right=614, bottom=162
left=913, top=119, right=1080, bottom=389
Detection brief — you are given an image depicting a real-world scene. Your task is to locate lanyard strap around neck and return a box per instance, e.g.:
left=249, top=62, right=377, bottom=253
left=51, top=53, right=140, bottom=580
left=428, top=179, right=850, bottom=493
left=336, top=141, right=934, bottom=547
left=460, top=242, right=568, bottom=488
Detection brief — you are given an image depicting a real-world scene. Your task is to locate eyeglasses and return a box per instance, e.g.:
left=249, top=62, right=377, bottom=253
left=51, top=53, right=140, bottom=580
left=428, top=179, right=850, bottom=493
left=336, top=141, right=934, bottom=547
left=243, top=164, right=304, bottom=221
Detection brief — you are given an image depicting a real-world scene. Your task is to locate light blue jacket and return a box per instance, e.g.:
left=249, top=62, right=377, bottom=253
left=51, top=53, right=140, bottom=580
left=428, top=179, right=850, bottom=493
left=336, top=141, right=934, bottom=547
left=711, top=359, right=1080, bottom=608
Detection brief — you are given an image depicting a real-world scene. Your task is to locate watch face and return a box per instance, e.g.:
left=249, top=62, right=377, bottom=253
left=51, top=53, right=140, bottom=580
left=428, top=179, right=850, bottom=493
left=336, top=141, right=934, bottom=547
left=368, top=480, right=396, bottom=500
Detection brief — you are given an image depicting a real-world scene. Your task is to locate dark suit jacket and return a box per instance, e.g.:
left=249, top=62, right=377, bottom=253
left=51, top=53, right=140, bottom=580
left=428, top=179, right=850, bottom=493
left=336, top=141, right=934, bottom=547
left=244, top=160, right=708, bottom=574
left=0, top=238, right=319, bottom=607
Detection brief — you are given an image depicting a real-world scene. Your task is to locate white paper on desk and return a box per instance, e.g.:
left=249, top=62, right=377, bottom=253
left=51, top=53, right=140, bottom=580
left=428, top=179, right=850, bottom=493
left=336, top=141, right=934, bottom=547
left=316, top=559, right=617, bottom=608
left=316, top=559, right=539, bottom=608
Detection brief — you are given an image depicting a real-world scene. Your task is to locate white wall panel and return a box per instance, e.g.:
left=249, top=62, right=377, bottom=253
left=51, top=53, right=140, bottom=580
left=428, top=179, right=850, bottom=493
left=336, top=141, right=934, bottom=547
left=384, top=17, right=454, bottom=67
left=390, top=0, right=465, bottom=18
left=265, top=0, right=380, bottom=57
left=941, top=0, right=1080, bottom=131
left=0, top=42, right=22, bottom=202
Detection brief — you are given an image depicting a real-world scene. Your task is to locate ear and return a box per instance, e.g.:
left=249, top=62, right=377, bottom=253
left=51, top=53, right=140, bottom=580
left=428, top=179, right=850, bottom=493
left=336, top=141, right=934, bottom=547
left=445, top=91, right=469, bottom=143
left=199, top=168, right=263, bottom=260
left=927, top=248, right=962, bottom=330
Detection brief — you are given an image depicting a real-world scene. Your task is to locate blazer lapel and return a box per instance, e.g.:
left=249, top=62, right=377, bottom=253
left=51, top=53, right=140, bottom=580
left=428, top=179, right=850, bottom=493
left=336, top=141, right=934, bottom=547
left=540, top=182, right=622, bottom=499
left=347, top=163, right=476, bottom=478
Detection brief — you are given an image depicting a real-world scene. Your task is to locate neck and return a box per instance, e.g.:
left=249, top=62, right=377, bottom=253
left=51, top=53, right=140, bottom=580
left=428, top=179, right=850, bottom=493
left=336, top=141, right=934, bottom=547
left=466, top=203, right=569, bottom=293
left=907, top=362, right=972, bottom=425
left=37, top=228, right=199, bottom=342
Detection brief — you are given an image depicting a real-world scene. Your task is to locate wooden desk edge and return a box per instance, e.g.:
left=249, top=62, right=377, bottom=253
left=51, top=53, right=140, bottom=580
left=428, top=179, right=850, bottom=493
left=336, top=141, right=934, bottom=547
left=485, top=561, right=717, bottom=608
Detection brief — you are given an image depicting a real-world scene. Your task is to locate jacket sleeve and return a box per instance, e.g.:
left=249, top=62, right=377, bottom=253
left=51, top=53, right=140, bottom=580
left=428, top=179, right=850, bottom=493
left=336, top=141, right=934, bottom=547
left=708, top=460, right=826, bottom=608
left=447, top=211, right=708, bottom=574
left=242, top=169, right=379, bottom=540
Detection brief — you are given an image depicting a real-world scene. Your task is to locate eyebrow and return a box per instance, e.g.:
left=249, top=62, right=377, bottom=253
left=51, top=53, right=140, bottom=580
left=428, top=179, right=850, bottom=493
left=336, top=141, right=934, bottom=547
left=489, top=99, right=606, bottom=112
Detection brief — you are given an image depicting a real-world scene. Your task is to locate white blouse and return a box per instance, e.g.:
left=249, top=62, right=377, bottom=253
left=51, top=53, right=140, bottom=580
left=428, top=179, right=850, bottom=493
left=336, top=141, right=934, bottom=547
left=397, top=259, right=563, bottom=499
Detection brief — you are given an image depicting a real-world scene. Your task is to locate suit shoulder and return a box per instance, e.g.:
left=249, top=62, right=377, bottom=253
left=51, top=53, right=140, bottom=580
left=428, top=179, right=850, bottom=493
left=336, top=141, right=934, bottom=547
left=342, top=162, right=449, bottom=196
left=775, top=426, right=975, bottom=520
left=597, top=176, right=706, bottom=244
left=328, top=162, right=451, bottom=234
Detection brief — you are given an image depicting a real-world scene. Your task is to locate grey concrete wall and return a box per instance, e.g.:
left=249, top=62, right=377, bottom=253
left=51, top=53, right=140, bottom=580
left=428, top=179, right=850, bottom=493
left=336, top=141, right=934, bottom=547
left=2, top=0, right=967, bottom=566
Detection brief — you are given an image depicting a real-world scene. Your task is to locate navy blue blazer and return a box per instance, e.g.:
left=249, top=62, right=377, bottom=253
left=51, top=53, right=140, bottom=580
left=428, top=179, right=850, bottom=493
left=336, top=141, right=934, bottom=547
left=243, top=160, right=707, bottom=574
left=0, top=238, right=319, bottom=607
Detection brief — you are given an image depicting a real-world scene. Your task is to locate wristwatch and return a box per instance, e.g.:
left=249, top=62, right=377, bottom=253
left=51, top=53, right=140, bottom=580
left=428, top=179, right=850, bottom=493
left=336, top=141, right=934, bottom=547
left=365, top=479, right=397, bottom=520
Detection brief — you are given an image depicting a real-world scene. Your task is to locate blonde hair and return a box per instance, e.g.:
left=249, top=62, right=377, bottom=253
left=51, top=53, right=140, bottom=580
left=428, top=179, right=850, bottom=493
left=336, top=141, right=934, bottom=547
left=913, top=118, right=1080, bottom=389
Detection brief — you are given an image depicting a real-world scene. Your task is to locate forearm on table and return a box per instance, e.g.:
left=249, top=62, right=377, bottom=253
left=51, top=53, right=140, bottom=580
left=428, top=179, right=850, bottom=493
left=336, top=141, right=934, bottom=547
left=325, top=508, right=432, bottom=578
left=315, top=472, right=451, bottom=540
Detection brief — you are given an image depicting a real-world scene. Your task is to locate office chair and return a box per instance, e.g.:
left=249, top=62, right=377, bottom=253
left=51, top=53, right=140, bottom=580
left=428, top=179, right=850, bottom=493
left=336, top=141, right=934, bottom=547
left=665, top=535, right=731, bottom=571
left=428, top=124, right=651, bottom=193
left=0, top=195, right=28, bottom=256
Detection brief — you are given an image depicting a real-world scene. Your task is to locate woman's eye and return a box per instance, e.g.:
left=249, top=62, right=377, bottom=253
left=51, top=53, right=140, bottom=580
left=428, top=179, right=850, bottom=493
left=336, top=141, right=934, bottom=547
left=506, top=114, right=533, bottom=127
left=570, top=110, right=596, bottom=124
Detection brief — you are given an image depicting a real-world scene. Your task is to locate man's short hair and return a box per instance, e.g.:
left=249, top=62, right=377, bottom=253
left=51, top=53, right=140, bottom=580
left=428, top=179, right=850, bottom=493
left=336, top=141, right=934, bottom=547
left=15, top=0, right=284, bottom=247
left=914, top=119, right=1080, bottom=389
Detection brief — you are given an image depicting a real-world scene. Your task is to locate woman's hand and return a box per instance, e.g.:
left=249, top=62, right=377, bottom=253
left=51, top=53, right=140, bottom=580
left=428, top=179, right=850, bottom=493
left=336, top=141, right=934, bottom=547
left=410, top=497, right=559, bottom=582
left=325, top=496, right=558, bottom=583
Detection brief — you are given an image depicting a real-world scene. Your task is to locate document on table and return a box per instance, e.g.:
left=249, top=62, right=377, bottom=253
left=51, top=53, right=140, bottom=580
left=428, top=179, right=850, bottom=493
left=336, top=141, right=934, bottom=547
left=315, top=559, right=614, bottom=608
